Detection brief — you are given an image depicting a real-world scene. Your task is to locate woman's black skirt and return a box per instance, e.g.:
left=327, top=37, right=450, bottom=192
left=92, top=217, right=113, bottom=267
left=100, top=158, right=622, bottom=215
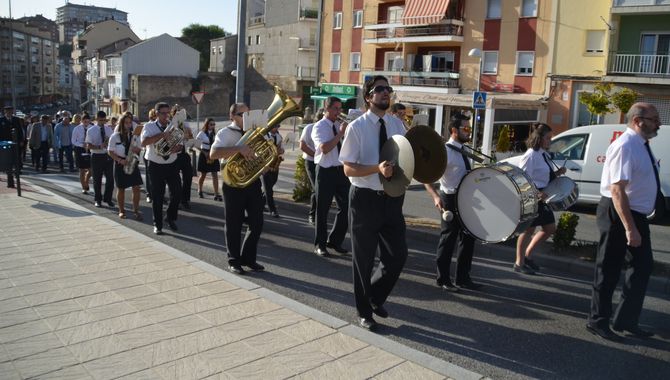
left=531, top=201, right=555, bottom=227
left=74, top=146, right=91, bottom=169
left=114, top=162, right=143, bottom=189
left=197, top=151, right=220, bottom=173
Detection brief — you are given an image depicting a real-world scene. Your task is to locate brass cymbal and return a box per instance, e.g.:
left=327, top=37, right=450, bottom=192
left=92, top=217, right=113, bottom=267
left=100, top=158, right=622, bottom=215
left=405, top=125, right=447, bottom=183
left=379, top=135, right=415, bottom=197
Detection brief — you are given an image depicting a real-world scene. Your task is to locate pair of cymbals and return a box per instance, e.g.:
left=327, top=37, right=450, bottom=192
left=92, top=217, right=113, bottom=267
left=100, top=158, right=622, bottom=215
left=379, top=125, right=448, bottom=197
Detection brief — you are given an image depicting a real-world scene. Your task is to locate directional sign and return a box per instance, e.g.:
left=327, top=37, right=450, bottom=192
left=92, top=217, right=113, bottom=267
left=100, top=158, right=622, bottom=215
left=192, top=92, right=205, bottom=104
left=472, top=91, right=487, bottom=110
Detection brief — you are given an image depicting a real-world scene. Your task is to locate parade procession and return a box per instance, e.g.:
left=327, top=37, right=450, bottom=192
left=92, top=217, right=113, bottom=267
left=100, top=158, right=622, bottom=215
left=1, top=1, right=669, bottom=379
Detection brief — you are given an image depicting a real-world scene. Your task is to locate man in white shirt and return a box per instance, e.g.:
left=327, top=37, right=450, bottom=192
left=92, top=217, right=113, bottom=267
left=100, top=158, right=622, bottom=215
left=210, top=103, right=265, bottom=275
left=587, top=103, right=661, bottom=341
left=261, top=124, right=284, bottom=217
left=424, top=113, right=481, bottom=292
left=311, top=97, right=351, bottom=257
left=85, top=111, right=115, bottom=207
left=141, top=102, right=183, bottom=235
left=339, top=75, right=407, bottom=332
left=299, top=109, right=323, bottom=225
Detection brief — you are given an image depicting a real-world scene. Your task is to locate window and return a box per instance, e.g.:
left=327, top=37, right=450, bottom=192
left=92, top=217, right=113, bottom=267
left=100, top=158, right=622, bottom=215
left=487, top=0, right=501, bottom=19
left=521, top=0, right=537, bottom=17
left=384, top=52, right=402, bottom=71
left=483, top=51, right=498, bottom=74
left=549, top=134, right=589, bottom=161
left=585, top=30, right=605, bottom=53
left=334, top=12, right=342, bottom=29
left=353, top=10, right=363, bottom=28
left=212, top=47, right=216, bottom=54
left=247, top=36, right=252, bottom=45
left=218, top=46, right=223, bottom=54
left=388, top=6, right=403, bottom=23
left=331, top=53, right=341, bottom=71
left=255, top=35, right=261, bottom=44
left=516, top=52, right=534, bottom=75
left=350, top=52, right=361, bottom=71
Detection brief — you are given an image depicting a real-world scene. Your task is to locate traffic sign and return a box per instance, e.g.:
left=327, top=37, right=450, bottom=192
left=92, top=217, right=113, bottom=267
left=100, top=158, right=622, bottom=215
left=472, top=91, right=487, bottom=110
left=192, top=92, right=205, bottom=104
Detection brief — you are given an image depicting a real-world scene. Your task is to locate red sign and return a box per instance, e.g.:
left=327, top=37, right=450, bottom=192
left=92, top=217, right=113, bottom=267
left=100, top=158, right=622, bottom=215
left=192, top=92, right=205, bottom=104
left=493, top=83, right=514, bottom=93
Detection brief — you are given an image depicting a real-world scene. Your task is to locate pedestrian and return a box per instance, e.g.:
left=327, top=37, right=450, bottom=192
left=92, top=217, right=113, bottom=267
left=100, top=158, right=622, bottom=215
left=261, top=124, right=284, bottom=217
left=108, top=113, right=143, bottom=220
left=424, top=113, right=482, bottom=291
left=299, top=108, right=323, bottom=225
left=86, top=111, right=115, bottom=208
left=587, top=102, right=661, bottom=340
left=54, top=111, right=75, bottom=172
left=71, top=113, right=92, bottom=194
left=28, top=114, right=53, bottom=172
left=171, top=104, right=195, bottom=210
left=514, top=123, right=566, bottom=274
left=144, top=108, right=157, bottom=203
left=195, top=117, right=222, bottom=201
left=339, top=75, right=408, bottom=331
left=0, top=106, right=24, bottom=188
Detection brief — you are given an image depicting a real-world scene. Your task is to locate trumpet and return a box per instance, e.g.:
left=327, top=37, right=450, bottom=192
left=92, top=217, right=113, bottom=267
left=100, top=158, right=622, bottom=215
left=155, top=109, right=187, bottom=156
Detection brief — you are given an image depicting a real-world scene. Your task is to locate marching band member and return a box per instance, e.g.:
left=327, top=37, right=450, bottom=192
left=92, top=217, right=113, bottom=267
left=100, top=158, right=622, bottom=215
left=71, top=113, right=92, bottom=194
left=339, top=75, right=407, bottom=332
left=141, top=102, right=182, bottom=235
left=108, top=113, right=143, bottom=220
left=210, top=103, right=265, bottom=275
left=171, top=104, right=195, bottom=210
left=261, top=124, right=284, bottom=217
left=196, top=117, right=222, bottom=200
left=85, top=111, right=115, bottom=207
left=424, top=113, right=481, bottom=291
left=144, top=109, right=157, bottom=203
left=299, top=109, right=323, bottom=225
left=515, top=123, right=566, bottom=274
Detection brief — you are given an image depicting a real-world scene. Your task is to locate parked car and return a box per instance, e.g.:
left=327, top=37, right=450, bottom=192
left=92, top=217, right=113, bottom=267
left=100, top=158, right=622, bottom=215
left=502, top=123, right=669, bottom=221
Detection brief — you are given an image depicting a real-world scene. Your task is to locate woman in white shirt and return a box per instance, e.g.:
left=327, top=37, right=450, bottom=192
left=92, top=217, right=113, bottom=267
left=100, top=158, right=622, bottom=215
left=107, top=113, right=143, bottom=220
left=515, top=123, right=566, bottom=274
left=196, top=118, right=222, bottom=200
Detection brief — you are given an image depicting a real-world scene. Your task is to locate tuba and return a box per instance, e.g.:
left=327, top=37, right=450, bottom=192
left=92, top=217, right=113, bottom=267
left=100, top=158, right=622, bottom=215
left=222, top=86, right=302, bottom=187
left=154, top=109, right=187, bottom=156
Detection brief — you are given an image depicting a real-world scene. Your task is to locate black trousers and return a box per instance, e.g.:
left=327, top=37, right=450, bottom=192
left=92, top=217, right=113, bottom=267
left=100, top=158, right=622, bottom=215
left=589, top=197, right=653, bottom=329
left=143, top=157, right=152, bottom=199
left=58, top=145, right=74, bottom=171
left=350, top=186, right=408, bottom=319
left=90, top=153, right=114, bottom=203
left=306, top=160, right=317, bottom=219
left=436, top=191, right=475, bottom=285
left=223, top=180, right=264, bottom=266
left=148, top=160, right=181, bottom=229
left=314, top=165, right=350, bottom=248
left=177, top=152, right=192, bottom=203
left=261, top=169, right=279, bottom=213
left=34, top=142, right=49, bottom=171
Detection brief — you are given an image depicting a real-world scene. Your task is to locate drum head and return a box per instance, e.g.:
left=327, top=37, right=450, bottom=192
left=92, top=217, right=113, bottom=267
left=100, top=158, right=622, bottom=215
left=457, top=166, right=525, bottom=243
left=380, top=135, right=415, bottom=197
left=544, top=177, right=575, bottom=202
left=405, top=125, right=447, bottom=184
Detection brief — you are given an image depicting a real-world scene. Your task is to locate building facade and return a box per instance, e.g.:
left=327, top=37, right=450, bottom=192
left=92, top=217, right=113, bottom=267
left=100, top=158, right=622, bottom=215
left=56, top=2, right=128, bottom=45
left=209, top=34, right=238, bottom=73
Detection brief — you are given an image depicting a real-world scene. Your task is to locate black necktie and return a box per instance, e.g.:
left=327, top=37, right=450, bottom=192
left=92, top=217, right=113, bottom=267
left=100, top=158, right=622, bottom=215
left=331, top=122, right=341, bottom=153
left=100, top=126, right=105, bottom=147
left=542, top=152, right=557, bottom=181
left=461, top=150, right=471, bottom=171
left=645, top=141, right=661, bottom=193
left=272, top=133, right=277, bottom=145
left=379, top=118, right=387, bottom=154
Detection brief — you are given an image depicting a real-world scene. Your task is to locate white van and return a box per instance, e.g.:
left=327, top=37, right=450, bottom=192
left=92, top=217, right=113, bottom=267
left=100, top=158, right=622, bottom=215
left=503, top=124, right=669, bottom=219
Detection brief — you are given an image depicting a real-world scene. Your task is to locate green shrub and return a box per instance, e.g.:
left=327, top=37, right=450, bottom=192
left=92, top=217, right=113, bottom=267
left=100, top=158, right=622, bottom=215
left=554, top=212, right=580, bottom=250
left=292, top=156, right=312, bottom=202
left=496, top=125, right=512, bottom=152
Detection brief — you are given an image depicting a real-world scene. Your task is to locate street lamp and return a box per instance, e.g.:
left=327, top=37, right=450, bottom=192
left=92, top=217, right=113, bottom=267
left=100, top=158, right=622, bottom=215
left=468, top=48, right=482, bottom=149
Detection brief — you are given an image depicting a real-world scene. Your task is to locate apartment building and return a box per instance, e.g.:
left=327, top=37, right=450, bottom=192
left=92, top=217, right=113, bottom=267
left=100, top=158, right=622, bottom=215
left=56, top=2, right=128, bottom=45
left=209, top=34, right=238, bottom=73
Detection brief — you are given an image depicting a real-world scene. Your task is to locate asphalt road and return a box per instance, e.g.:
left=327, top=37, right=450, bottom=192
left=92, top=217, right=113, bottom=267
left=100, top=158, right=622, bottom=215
left=15, top=162, right=670, bottom=380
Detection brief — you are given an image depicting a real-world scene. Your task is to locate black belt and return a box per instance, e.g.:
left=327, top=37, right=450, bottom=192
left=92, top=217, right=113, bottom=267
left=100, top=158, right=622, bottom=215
left=357, top=187, right=386, bottom=197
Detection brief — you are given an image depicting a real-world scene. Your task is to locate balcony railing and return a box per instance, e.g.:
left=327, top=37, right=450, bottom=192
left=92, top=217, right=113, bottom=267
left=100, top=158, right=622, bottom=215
left=296, top=66, right=316, bottom=79
left=613, top=0, right=670, bottom=6
left=249, top=15, right=265, bottom=26
left=608, top=52, right=670, bottom=76
left=363, top=68, right=460, bottom=88
left=300, top=8, right=318, bottom=19
left=364, top=23, right=463, bottom=42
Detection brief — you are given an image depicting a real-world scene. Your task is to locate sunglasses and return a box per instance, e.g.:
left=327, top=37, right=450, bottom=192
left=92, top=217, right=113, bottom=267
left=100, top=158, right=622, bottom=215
left=369, top=85, right=394, bottom=95
left=234, top=112, right=245, bottom=117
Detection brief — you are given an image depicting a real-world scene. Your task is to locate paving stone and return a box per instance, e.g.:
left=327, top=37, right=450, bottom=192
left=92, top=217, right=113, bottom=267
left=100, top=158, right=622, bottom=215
left=87, top=301, right=138, bottom=321
left=225, top=356, right=296, bottom=380
left=295, top=346, right=405, bottom=380
left=84, top=349, right=150, bottom=380
left=3, top=332, right=63, bottom=361
left=67, top=334, right=129, bottom=362
left=154, top=354, right=220, bottom=380
left=99, top=276, right=144, bottom=291
left=0, top=362, right=20, bottom=380
left=301, top=332, right=369, bottom=359
left=115, top=323, right=173, bottom=350
left=114, top=285, right=159, bottom=300
left=197, top=341, right=263, bottom=372
left=269, top=343, right=335, bottom=375
left=141, top=303, right=192, bottom=324
left=0, top=319, right=52, bottom=344
left=373, top=360, right=446, bottom=380
left=76, top=291, right=125, bottom=309
left=0, top=306, right=41, bottom=329
left=279, top=319, right=336, bottom=343
left=160, top=286, right=208, bottom=303
left=34, top=299, right=83, bottom=318
left=196, top=280, right=238, bottom=295
left=255, top=307, right=308, bottom=329
left=44, top=310, right=95, bottom=331
left=127, top=293, right=174, bottom=311
left=242, top=329, right=302, bottom=357
left=24, top=289, right=71, bottom=307
left=12, top=347, right=79, bottom=379
left=32, top=364, right=93, bottom=379
left=199, top=305, right=251, bottom=326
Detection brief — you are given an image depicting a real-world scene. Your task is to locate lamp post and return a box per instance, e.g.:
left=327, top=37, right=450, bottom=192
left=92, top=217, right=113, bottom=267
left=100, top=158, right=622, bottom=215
left=468, top=48, right=482, bottom=149
left=235, top=0, right=246, bottom=103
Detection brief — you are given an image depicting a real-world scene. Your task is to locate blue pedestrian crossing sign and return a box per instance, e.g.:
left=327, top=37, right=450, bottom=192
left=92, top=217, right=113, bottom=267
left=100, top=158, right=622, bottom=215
left=472, top=91, right=487, bottom=110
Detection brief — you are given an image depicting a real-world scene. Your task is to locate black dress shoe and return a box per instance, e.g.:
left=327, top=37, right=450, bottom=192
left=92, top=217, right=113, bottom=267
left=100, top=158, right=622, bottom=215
left=438, top=281, right=460, bottom=292
left=358, top=317, right=378, bottom=331
left=165, top=219, right=178, bottom=231
left=371, top=303, right=388, bottom=319
left=153, top=227, right=163, bottom=235
left=314, top=247, right=330, bottom=257
left=612, top=325, right=654, bottom=338
left=243, top=262, right=265, bottom=272
left=106, top=201, right=115, bottom=208
left=94, top=201, right=102, bottom=208
left=326, top=242, right=348, bottom=254
left=586, top=323, right=622, bottom=341
left=456, top=280, right=483, bottom=291
left=229, top=264, right=246, bottom=275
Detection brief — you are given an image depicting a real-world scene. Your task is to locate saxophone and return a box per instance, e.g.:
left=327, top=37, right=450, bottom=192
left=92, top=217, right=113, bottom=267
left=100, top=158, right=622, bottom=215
left=222, top=86, right=302, bottom=187
left=123, top=124, right=143, bottom=175
left=154, top=109, right=187, bottom=156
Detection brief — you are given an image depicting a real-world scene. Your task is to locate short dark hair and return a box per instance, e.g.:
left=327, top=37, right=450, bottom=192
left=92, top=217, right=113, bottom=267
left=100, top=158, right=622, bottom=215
left=526, top=122, right=552, bottom=150
left=81, top=112, right=91, bottom=120
left=96, top=110, right=106, bottom=119
left=363, top=75, right=389, bottom=108
left=229, top=102, right=246, bottom=116
left=391, top=103, right=406, bottom=113
left=154, top=102, right=170, bottom=113
left=324, top=96, right=342, bottom=109
left=448, top=113, right=470, bottom=133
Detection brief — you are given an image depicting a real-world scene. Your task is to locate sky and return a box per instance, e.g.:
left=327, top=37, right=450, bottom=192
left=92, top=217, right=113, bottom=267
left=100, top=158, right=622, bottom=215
left=2, top=0, right=240, bottom=39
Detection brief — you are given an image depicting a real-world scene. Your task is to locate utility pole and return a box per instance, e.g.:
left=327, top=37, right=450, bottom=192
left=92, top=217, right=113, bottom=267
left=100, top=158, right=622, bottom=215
left=235, top=0, right=246, bottom=103
left=8, top=0, right=17, bottom=108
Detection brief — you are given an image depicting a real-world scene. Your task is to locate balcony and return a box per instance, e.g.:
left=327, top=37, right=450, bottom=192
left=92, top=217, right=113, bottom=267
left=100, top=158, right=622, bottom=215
left=249, top=15, right=265, bottom=26
left=296, top=66, right=316, bottom=80
left=611, top=0, right=670, bottom=13
left=299, top=8, right=318, bottom=20
left=608, top=52, right=670, bottom=76
left=362, top=68, right=460, bottom=90
left=364, top=21, right=463, bottom=44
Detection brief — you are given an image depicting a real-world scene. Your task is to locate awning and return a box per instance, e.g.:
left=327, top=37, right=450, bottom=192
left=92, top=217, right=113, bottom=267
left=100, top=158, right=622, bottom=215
left=310, top=94, right=357, bottom=101
left=402, top=0, right=450, bottom=26
left=395, top=90, right=547, bottom=110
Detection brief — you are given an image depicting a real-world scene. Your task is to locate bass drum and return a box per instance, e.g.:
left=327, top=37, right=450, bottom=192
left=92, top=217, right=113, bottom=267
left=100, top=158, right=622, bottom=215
left=457, top=163, right=539, bottom=243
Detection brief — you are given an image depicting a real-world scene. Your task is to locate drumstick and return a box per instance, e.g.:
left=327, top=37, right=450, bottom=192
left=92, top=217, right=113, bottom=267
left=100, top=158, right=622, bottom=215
left=440, top=208, right=454, bottom=222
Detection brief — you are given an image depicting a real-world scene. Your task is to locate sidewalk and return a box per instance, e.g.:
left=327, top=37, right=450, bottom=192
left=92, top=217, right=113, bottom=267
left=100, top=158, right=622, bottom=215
left=0, top=181, right=483, bottom=380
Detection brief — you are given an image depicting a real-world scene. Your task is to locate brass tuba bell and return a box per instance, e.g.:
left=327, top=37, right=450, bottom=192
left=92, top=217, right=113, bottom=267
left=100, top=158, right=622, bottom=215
left=222, top=86, right=302, bottom=187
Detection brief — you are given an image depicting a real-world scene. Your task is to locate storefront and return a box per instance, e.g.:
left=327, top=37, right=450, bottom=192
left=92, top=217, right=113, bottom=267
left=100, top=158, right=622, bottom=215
left=309, top=83, right=359, bottom=112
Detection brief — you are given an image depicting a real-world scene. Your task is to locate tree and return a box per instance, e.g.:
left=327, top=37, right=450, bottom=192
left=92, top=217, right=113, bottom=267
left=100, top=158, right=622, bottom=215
left=610, top=87, right=639, bottom=122
left=180, top=24, right=228, bottom=72
left=579, top=82, right=640, bottom=124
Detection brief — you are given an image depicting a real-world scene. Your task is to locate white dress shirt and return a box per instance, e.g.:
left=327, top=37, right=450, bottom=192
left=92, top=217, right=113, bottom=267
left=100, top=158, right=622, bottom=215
left=339, top=110, right=406, bottom=191
left=300, top=123, right=316, bottom=162
left=196, top=130, right=214, bottom=150
left=211, top=123, right=245, bottom=150
left=312, top=117, right=343, bottom=168
left=439, top=138, right=469, bottom=194
left=600, top=128, right=659, bottom=215
left=85, top=124, right=114, bottom=154
left=141, top=120, right=178, bottom=164
left=519, top=148, right=552, bottom=189
left=71, top=124, right=88, bottom=148
left=265, top=130, right=283, bottom=149
left=107, top=132, right=127, bottom=158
